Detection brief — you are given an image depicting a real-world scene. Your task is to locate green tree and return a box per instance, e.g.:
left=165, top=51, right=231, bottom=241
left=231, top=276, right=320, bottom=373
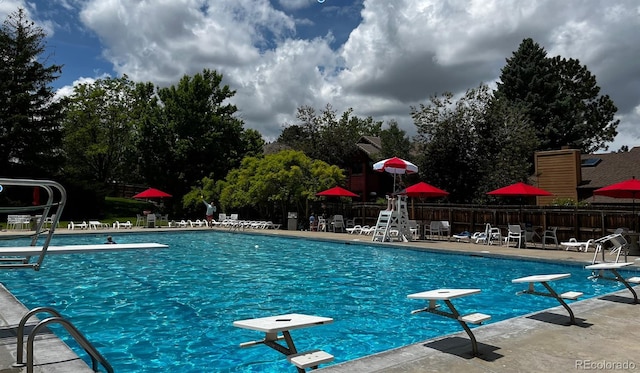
left=126, top=81, right=163, bottom=184
left=412, top=91, right=481, bottom=203
left=61, top=76, right=140, bottom=183
left=0, top=8, right=63, bottom=178
left=496, top=38, right=618, bottom=153
left=216, top=150, right=344, bottom=222
left=412, top=84, right=537, bottom=203
left=379, top=120, right=412, bottom=159
left=278, top=104, right=382, bottom=168
left=476, top=95, right=538, bottom=202
left=152, top=69, right=257, bottom=200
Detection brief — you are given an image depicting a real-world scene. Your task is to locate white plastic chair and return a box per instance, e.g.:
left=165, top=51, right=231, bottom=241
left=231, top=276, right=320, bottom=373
left=44, top=214, right=59, bottom=228
left=428, top=221, right=442, bottom=239
left=542, top=227, right=558, bottom=249
left=505, top=224, right=524, bottom=248
left=331, top=215, right=345, bottom=233
left=317, top=217, right=327, bottom=232
left=439, top=221, right=451, bottom=237
left=409, top=220, right=420, bottom=240
left=476, top=223, right=501, bottom=245
left=146, top=213, right=156, bottom=228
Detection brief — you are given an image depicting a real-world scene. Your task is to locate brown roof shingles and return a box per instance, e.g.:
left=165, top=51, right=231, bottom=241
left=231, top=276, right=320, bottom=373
left=580, top=146, right=640, bottom=204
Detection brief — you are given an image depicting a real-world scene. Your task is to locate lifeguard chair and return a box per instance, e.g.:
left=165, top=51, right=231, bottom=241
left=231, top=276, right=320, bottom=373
left=372, top=195, right=411, bottom=242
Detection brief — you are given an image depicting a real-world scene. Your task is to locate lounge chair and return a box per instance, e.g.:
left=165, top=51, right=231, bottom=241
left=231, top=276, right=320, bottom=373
left=191, top=219, right=206, bottom=227
left=360, top=226, right=374, bottom=235
left=561, top=238, right=594, bottom=252
left=346, top=225, right=362, bottom=234
left=249, top=221, right=266, bottom=229
left=67, top=221, right=88, bottom=230
left=264, top=221, right=281, bottom=230
left=113, top=221, right=133, bottom=229
left=89, top=220, right=109, bottom=229
left=451, top=231, right=470, bottom=241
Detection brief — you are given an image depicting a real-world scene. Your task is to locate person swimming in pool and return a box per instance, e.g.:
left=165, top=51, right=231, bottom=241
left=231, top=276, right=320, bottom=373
left=105, top=236, right=116, bottom=244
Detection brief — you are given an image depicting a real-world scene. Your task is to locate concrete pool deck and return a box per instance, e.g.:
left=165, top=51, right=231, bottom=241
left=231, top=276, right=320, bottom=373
left=0, top=226, right=639, bottom=372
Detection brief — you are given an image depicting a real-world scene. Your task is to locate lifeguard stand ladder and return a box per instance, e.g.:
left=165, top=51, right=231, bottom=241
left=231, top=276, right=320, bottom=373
left=372, top=195, right=410, bottom=242
left=0, top=178, right=66, bottom=271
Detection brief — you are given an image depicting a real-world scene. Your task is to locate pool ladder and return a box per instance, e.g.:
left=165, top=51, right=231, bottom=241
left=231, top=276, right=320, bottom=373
left=0, top=178, right=66, bottom=270
left=13, top=307, right=114, bottom=373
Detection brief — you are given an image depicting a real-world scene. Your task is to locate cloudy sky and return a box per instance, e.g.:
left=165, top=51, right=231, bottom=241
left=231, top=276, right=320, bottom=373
left=3, top=0, right=639, bottom=151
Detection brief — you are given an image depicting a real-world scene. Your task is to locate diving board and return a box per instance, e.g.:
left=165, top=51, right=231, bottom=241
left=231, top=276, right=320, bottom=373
left=0, top=243, right=168, bottom=256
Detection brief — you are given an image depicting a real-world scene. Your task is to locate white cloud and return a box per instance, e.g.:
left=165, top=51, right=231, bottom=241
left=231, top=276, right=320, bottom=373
left=48, top=0, right=640, bottom=150
left=52, top=76, right=97, bottom=101
left=79, top=0, right=294, bottom=86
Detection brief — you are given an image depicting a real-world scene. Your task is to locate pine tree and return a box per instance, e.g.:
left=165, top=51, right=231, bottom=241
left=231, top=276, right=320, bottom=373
left=0, top=8, right=63, bottom=177
left=496, top=38, right=618, bottom=153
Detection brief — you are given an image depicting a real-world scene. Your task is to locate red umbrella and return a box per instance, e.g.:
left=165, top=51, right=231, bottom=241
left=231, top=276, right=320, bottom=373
left=487, top=182, right=553, bottom=197
left=487, top=182, right=552, bottom=239
left=316, top=186, right=358, bottom=198
left=402, top=182, right=449, bottom=198
left=594, top=177, right=640, bottom=231
left=593, top=177, right=640, bottom=199
left=373, top=157, right=418, bottom=192
left=133, top=188, right=172, bottom=199
left=399, top=182, right=448, bottom=221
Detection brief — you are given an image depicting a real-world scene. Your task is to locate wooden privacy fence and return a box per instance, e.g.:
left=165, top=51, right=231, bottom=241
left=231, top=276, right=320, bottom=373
left=347, top=202, right=639, bottom=243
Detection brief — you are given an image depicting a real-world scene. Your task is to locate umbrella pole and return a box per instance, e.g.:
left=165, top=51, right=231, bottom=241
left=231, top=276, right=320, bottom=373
left=411, top=199, right=414, bottom=220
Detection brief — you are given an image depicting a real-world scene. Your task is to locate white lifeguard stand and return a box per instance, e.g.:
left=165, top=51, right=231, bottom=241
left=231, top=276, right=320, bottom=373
left=372, top=195, right=411, bottom=242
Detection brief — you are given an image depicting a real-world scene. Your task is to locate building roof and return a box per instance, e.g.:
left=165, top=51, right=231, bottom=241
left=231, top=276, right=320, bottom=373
left=579, top=147, right=640, bottom=189
left=579, top=146, right=640, bottom=204
left=355, top=136, right=382, bottom=157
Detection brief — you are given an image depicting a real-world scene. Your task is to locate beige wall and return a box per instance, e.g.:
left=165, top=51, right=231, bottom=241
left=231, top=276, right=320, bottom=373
left=534, top=149, right=581, bottom=205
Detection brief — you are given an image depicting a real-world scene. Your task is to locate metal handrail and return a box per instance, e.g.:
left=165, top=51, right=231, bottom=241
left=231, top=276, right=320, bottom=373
left=13, top=307, right=62, bottom=367
left=13, top=307, right=114, bottom=373
left=0, top=178, right=66, bottom=270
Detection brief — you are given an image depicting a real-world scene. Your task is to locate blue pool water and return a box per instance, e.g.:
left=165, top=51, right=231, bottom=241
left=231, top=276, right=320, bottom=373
left=0, top=231, right=632, bottom=372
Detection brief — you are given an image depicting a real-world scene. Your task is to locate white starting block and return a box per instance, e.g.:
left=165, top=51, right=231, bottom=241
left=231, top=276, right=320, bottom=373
left=560, top=291, right=583, bottom=300
left=458, top=312, right=491, bottom=325
left=287, top=349, right=334, bottom=369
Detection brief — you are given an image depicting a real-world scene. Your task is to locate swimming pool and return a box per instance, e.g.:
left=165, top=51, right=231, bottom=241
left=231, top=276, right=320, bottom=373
left=0, top=231, right=630, bottom=372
